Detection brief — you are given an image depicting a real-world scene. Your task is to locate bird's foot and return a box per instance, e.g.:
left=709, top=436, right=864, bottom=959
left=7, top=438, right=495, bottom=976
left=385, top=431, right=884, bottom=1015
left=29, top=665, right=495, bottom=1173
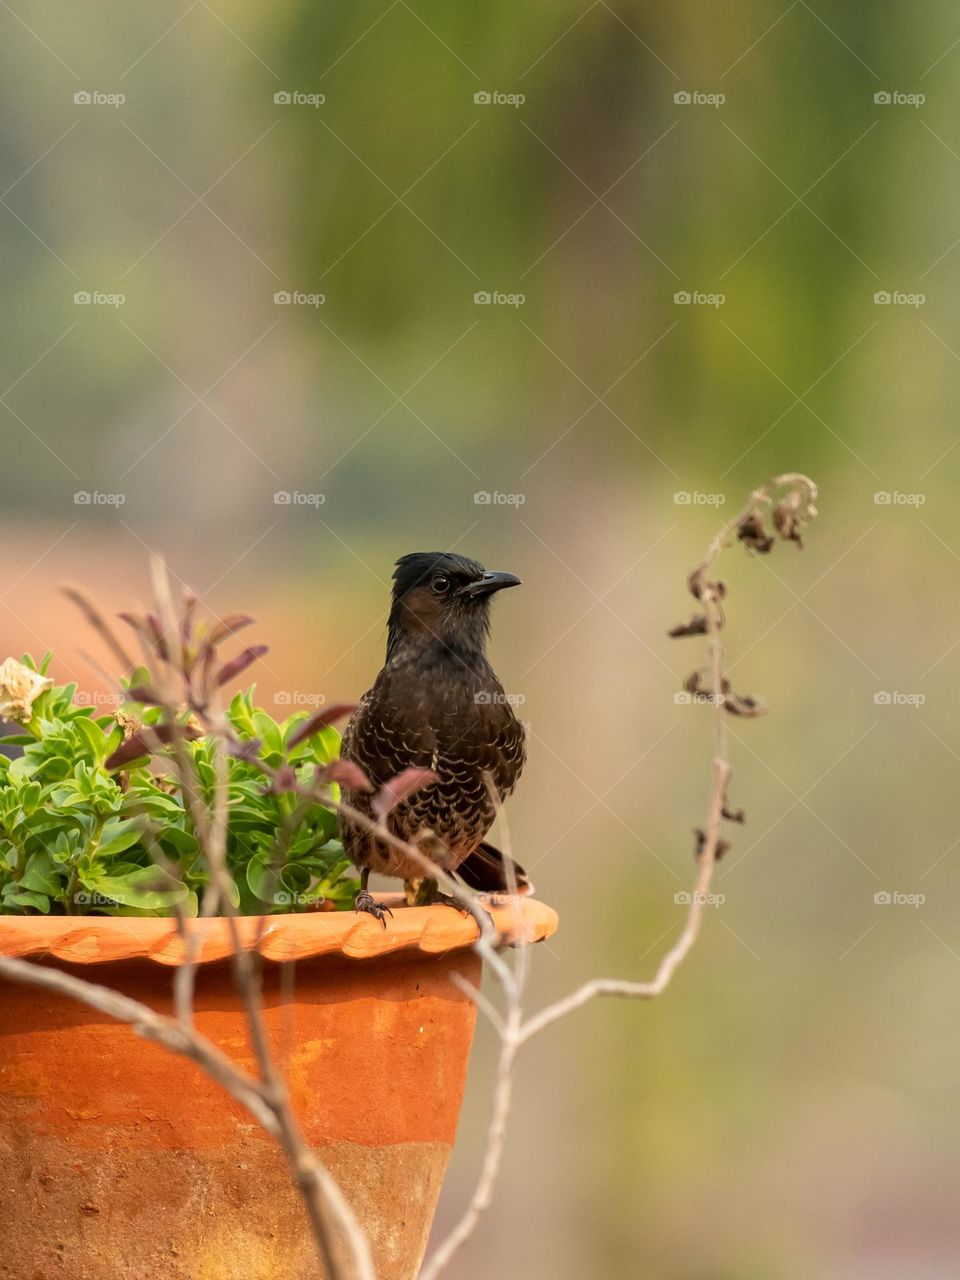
left=434, top=891, right=499, bottom=941
left=354, top=889, right=393, bottom=928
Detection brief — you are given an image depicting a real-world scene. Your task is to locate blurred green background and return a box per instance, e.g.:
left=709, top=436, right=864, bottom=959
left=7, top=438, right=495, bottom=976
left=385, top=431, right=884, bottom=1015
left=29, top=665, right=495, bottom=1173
left=2, top=2, right=960, bottom=1276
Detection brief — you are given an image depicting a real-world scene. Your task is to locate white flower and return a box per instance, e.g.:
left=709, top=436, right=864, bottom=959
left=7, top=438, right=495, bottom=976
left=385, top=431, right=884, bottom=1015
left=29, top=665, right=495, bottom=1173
left=0, top=657, right=53, bottom=723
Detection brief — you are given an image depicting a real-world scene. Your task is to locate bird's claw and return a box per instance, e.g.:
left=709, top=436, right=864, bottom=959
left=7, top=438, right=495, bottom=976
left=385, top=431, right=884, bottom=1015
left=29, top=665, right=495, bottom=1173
left=434, top=892, right=498, bottom=941
left=354, top=889, right=393, bottom=928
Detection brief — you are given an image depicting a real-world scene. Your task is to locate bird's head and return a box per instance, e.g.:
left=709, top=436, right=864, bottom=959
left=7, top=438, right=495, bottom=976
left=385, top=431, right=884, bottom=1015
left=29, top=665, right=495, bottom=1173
left=387, top=552, right=521, bottom=659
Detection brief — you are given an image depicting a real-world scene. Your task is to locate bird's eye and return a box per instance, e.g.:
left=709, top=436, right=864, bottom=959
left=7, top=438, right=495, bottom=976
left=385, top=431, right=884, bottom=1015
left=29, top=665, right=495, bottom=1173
left=431, top=575, right=450, bottom=595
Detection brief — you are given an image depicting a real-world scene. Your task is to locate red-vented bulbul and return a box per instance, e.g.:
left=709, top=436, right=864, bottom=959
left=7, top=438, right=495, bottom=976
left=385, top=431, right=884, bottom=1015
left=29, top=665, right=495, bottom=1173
left=339, top=552, right=527, bottom=924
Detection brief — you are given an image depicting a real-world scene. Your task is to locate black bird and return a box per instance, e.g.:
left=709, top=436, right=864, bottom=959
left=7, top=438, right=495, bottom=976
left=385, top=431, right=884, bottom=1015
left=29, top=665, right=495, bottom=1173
left=339, top=552, right=528, bottom=924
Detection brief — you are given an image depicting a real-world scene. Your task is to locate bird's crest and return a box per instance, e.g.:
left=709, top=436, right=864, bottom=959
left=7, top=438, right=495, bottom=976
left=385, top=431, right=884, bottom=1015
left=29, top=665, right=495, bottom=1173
left=392, top=552, right=484, bottom=599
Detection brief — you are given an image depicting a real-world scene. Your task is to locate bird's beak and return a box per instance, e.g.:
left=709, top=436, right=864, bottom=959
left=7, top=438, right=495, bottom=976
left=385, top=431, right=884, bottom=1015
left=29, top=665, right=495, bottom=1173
left=457, top=570, right=522, bottom=598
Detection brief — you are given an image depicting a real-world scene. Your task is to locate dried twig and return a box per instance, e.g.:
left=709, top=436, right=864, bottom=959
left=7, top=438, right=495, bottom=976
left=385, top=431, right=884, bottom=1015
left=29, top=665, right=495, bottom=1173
left=514, top=475, right=818, bottom=1047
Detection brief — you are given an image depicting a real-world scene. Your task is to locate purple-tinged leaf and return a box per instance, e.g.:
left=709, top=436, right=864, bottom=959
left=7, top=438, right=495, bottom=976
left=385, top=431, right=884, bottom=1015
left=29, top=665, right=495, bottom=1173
left=216, top=645, right=269, bottom=688
left=194, top=640, right=217, bottom=704
left=106, top=723, right=200, bottom=770
left=117, top=611, right=170, bottom=660
left=145, top=614, right=171, bottom=661
left=321, top=759, right=372, bottom=791
left=126, top=686, right=166, bottom=707
left=372, top=768, right=438, bottom=820
left=269, top=765, right=299, bottom=792
left=207, top=614, right=256, bottom=647
left=117, top=611, right=152, bottom=643
left=286, top=704, right=356, bottom=749
left=181, top=586, right=199, bottom=640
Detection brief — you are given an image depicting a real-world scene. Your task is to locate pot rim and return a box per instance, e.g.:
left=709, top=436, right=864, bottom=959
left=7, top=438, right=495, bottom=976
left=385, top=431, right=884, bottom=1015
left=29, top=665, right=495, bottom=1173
left=0, top=894, right=558, bottom=966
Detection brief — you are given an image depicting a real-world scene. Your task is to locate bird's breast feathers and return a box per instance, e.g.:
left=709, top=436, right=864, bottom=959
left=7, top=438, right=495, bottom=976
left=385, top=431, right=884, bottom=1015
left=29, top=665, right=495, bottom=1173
left=342, top=670, right=525, bottom=795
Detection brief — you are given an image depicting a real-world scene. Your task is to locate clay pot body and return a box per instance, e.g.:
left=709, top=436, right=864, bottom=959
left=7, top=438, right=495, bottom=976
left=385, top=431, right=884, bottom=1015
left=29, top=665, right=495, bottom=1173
left=0, top=900, right=557, bottom=1280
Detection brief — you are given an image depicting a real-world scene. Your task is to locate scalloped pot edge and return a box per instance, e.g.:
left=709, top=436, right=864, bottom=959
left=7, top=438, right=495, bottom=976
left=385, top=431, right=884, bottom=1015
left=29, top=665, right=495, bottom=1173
left=0, top=896, right=558, bottom=965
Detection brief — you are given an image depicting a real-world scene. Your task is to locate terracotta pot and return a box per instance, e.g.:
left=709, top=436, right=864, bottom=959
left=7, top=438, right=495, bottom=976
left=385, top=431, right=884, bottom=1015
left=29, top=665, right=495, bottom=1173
left=0, top=897, right=557, bottom=1280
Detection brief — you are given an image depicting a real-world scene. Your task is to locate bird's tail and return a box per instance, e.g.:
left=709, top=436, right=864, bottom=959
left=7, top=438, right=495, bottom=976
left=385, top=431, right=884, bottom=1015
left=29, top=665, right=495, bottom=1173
left=458, top=841, right=533, bottom=895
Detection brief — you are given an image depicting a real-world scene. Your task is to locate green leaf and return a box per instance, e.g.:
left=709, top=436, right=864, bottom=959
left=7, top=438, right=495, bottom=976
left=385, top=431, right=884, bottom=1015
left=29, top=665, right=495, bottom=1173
left=103, top=725, right=124, bottom=761
left=19, top=782, right=42, bottom=816
left=83, top=866, right=190, bottom=912
left=221, top=873, right=241, bottom=910
left=246, top=853, right=281, bottom=906
left=7, top=756, right=36, bottom=785
left=19, top=851, right=61, bottom=896
left=38, top=756, right=72, bottom=781
left=228, top=689, right=256, bottom=737
left=73, top=715, right=109, bottom=763
left=156, top=826, right=199, bottom=855
left=3, top=889, right=50, bottom=913
left=125, top=790, right=183, bottom=818
left=97, top=817, right=146, bottom=858
left=251, top=711, right=283, bottom=761
left=280, top=863, right=310, bottom=893
left=47, top=785, right=85, bottom=808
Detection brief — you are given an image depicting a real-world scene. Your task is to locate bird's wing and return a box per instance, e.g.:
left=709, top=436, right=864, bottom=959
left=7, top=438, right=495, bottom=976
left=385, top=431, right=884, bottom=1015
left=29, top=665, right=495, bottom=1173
left=401, top=707, right=527, bottom=847
left=488, top=709, right=527, bottom=799
left=340, top=686, right=437, bottom=793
